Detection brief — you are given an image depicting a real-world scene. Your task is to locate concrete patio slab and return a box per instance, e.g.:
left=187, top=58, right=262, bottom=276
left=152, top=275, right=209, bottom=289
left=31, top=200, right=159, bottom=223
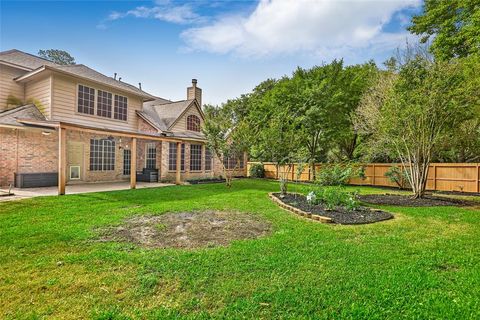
left=0, top=181, right=173, bottom=202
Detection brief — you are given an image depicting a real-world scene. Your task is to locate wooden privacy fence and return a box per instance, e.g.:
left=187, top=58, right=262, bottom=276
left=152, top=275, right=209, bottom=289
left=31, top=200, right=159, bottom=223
left=246, top=162, right=480, bottom=193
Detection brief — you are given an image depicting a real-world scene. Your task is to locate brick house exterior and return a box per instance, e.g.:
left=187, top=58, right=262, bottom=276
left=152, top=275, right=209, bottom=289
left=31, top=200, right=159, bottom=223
left=0, top=50, right=246, bottom=191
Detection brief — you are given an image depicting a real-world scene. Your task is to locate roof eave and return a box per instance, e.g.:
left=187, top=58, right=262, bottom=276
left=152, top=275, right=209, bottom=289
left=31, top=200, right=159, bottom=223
left=0, top=60, right=33, bottom=71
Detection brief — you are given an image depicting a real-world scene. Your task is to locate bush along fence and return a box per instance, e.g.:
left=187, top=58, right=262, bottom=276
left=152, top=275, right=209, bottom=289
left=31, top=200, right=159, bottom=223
left=247, top=162, right=480, bottom=194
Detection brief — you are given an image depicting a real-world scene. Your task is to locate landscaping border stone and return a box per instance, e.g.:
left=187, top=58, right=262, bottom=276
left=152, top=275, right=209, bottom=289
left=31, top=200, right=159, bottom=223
left=268, top=192, right=333, bottom=223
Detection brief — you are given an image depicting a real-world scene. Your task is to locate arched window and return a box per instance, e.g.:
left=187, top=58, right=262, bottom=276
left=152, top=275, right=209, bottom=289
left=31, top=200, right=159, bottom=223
left=187, top=115, right=201, bottom=132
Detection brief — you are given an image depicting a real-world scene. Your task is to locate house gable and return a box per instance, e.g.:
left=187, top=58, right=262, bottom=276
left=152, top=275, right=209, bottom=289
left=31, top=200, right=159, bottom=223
left=169, top=100, right=204, bottom=133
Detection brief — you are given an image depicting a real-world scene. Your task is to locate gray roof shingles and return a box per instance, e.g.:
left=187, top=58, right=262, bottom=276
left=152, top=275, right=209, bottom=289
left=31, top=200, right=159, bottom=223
left=0, top=104, right=46, bottom=126
left=1, top=49, right=156, bottom=99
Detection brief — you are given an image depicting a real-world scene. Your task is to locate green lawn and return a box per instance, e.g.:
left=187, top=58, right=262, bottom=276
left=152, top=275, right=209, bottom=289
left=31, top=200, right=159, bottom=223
left=1, top=179, right=479, bottom=319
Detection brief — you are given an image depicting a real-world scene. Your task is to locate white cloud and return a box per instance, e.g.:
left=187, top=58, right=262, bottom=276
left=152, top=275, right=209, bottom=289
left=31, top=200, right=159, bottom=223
left=105, top=2, right=204, bottom=25
left=181, top=0, right=421, bottom=57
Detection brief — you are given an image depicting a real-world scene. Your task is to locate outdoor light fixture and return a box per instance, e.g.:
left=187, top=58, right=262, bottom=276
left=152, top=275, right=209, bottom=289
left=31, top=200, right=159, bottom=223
left=41, top=131, right=51, bottom=136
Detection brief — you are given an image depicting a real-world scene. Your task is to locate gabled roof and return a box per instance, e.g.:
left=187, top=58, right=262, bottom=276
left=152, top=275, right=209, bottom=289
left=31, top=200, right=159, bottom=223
left=138, top=99, right=197, bottom=131
left=0, top=49, right=57, bottom=70
left=0, top=104, right=46, bottom=127
left=1, top=49, right=157, bottom=100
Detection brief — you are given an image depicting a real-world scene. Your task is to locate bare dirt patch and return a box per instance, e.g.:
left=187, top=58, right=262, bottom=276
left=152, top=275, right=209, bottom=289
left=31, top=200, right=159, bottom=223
left=97, top=211, right=272, bottom=249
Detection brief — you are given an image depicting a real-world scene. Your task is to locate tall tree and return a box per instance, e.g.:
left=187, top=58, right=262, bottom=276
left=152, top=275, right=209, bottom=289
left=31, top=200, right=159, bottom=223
left=356, top=51, right=479, bottom=198
left=38, top=49, right=76, bottom=65
left=409, top=0, right=480, bottom=60
left=202, top=104, right=249, bottom=188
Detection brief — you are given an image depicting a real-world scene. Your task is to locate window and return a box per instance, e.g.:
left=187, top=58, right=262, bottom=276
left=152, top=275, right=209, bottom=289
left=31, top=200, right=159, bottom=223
left=146, top=143, right=156, bottom=169
left=239, top=153, right=245, bottom=169
left=90, top=139, right=115, bottom=171
left=168, top=142, right=185, bottom=171
left=97, top=90, right=112, bottom=118
left=78, top=85, right=95, bottom=115
left=114, top=95, right=128, bottom=121
left=123, top=149, right=131, bottom=175
left=190, top=144, right=202, bottom=171
left=223, top=154, right=243, bottom=170
left=205, top=148, right=212, bottom=171
left=187, top=115, right=201, bottom=132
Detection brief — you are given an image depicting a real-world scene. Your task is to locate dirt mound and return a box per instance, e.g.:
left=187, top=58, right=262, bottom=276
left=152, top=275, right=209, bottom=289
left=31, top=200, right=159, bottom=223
left=97, top=211, right=272, bottom=249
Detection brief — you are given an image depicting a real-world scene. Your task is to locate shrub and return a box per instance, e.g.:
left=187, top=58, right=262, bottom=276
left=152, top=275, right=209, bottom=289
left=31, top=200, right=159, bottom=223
left=311, top=186, right=360, bottom=211
left=316, top=164, right=355, bottom=186
left=384, top=166, right=410, bottom=189
left=249, top=163, right=265, bottom=178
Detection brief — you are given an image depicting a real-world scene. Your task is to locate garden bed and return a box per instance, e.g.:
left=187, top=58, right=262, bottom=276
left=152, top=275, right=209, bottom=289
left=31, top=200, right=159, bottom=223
left=187, top=178, right=226, bottom=185
left=271, top=193, right=393, bottom=225
left=97, top=210, right=272, bottom=249
left=358, top=194, right=474, bottom=207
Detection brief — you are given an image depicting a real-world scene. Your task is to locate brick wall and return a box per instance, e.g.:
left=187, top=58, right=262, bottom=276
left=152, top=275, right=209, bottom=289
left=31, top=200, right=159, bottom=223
left=0, top=127, right=58, bottom=187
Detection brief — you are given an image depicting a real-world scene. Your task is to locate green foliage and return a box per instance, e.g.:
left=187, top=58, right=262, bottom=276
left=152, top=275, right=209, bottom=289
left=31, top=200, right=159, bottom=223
left=6, top=95, right=22, bottom=107
left=202, top=104, right=249, bottom=188
left=311, top=186, right=361, bottom=211
left=249, top=163, right=265, bottom=178
left=408, top=0, right=480, bottom=60
left=38, top=49, right=75, bottom=65
left=0, top=180, right=479, bottom=318
left=384, top=166, right=410, bottom=189
left=356, top=47, right=480, bottom=198
left=316, top=164, right=356, bottom=186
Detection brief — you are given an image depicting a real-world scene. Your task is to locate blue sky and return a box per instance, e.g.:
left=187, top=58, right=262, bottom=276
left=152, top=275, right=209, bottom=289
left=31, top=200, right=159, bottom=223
left=0, top=0, right=422, bottom=105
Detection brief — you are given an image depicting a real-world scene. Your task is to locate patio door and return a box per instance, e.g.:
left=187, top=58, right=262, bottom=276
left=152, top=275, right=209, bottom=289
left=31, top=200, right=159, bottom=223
left=67, top=142, right=84, bottom=181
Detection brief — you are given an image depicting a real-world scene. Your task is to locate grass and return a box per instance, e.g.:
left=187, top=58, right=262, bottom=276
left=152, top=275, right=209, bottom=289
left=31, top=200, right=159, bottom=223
left=0, top=179, right=479, bottom=319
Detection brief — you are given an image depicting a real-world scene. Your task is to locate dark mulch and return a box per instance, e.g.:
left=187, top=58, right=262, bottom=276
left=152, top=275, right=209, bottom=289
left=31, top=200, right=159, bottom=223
left=274, top=193, right=393, bottom=225
left=187, top=178, right=226, bottom=185
left=358, top=194, right=474, bottom=207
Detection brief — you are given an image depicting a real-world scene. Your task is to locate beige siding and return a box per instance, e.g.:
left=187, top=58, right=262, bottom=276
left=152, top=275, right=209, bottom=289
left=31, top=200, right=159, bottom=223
left=51, top=74, right=143, bottom=131
left=0, top=64, right=26, bottom=111
left=170, top=103, right=204, bottom=132
left=25, top=75, right=51, bottom=118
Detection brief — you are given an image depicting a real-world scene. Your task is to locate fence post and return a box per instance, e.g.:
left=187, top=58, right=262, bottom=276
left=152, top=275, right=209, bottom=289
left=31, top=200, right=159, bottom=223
left=477, top=164, right=479, bottom=193
left=372, top=164, right=376, bottom=186
left=433, top=164, right=437, bottom=191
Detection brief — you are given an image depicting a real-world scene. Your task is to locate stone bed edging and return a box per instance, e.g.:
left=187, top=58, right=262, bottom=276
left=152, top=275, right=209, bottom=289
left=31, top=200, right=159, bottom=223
left=268, top=192, right=333, bottom=223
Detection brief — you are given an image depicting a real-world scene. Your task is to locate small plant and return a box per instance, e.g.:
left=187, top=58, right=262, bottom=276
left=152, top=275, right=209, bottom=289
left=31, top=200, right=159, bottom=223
left=316, top=164, right=355, bottom=186
left=312, top=186, right=360, bottom=211
left=249, top=163, right=265, bottom=178
left=384, top=166, right=410, bottom=189
left=357, top=165, right=367, bottom=180
left=306, top=191, right=317, bottom=205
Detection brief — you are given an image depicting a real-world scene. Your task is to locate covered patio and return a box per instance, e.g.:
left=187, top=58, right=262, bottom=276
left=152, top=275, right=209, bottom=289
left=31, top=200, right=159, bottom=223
left=14, top=119, right=187, bottom=195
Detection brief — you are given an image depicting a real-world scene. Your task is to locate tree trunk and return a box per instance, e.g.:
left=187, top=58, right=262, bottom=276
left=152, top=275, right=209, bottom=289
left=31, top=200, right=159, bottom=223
left=410, top=161, right=429, bottom=199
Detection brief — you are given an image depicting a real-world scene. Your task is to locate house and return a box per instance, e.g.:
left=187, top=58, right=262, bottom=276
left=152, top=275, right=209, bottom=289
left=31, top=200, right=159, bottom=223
left=0, top=49, right=246, bottom=193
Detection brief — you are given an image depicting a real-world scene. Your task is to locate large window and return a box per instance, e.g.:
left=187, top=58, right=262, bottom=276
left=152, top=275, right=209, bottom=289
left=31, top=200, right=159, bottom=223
left=97, top=90, right=112, bottom=118
left=168, top=142, right=185, bottom=171
left=223, top=153, right=244, bottom=170
left=90, top=139, right=115, bottom=171
left=187, top=115, right=200, bottom=132
left=190, top=144, right=202, bottom=171
left=78, top=85, right=95, bottom=115
left=114, top=95, right=128, bottom=121
left=146, top=143, right=156, bottom=169
left=205, top=148, right=212, bottom=171
left=123, top=149, right=131, bottom=175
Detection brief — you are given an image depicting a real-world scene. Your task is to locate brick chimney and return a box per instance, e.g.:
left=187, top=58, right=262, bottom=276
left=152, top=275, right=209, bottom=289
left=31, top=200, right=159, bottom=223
left=187, top=79, right=202, bottom=107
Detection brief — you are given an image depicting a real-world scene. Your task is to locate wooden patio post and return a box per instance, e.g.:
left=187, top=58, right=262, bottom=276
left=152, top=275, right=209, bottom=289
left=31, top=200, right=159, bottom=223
left=130, top=138, right=137, bottom=189
left=176, top=142, right=182, bottom=185
left=58, top=127, right=67, bottom=195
